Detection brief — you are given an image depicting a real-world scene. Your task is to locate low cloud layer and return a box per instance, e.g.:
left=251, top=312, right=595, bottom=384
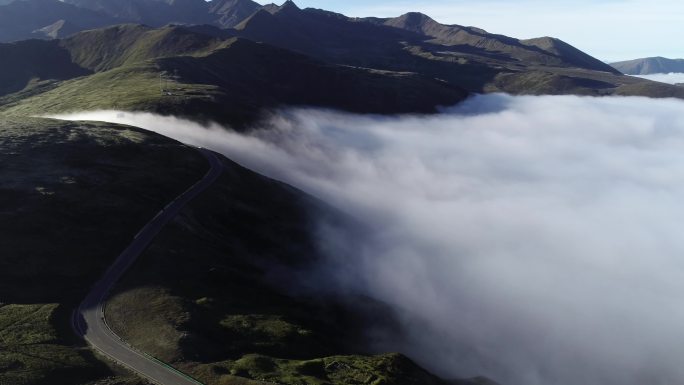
left=52, top=94, right=684, bottom=385
left=636, top=72, right=684, bottom=84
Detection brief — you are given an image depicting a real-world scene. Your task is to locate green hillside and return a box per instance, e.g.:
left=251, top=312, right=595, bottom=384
left=1, top=35, right=468, bottom=127
left=60, top=24, right=227, bottom=72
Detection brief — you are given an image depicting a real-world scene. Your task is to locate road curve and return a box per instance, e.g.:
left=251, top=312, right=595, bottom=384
left=72, top=148, right=223, bottom=385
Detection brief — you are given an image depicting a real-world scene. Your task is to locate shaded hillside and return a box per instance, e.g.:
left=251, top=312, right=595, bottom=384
left=225, top=3, right=684, bottom=98
left=380, top=12, right=618, bottom=73
left=0, top=0, right=119, bottom=41
left=63, top=0, right=212, bottom=26
left=233, top=5, right=619, bottom=83
left=611, top=57, right=684, bottom=75
left=0, top=39, right=90, bottom=96
left=0, top=117, right=207, bottom=385
left=158, top=38, right=468, bottom=120
left=0, top=0, right=254, bottom=42
left=520, top=36, right=616, bottom=73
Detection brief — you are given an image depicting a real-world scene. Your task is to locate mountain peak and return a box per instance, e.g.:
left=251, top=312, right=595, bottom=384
left=277, top=0, right=301, bottom=14
left=396, top=12, right=434, bottom=25
left=385, top=12, right=437, bottom=33
left=209, top=0, right=258, bottom=12
left=281, top=0, right=299, bottom=8
left=208, top=0, right=261, bottom=27
left=610, top=56, right=684, bottom=75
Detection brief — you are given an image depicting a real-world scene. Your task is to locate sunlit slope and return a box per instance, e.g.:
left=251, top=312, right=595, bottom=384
left=60, top=24, right=230, bottom=72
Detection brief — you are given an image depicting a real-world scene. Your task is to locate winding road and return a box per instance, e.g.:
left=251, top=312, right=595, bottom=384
left=72, top=148, right=222, bottom=385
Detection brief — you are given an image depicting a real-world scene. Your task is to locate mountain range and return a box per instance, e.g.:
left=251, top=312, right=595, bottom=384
left=611, top=57, right=684, bottom=75
left=2, top=0, right=684, bottom=128
left=0, top=0, right=262, bottom=41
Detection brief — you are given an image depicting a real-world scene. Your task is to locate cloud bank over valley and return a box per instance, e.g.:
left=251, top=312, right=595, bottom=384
left=635, top=72, right=684, bottom=85
left=51, top=94, right=684, bottom=385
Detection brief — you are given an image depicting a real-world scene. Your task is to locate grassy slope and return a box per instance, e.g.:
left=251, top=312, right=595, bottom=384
left=0, top=63, right=220, bottom=118
left=60, top=24, right=228, bottom=72
left=0, top=116, right=208, bottom=384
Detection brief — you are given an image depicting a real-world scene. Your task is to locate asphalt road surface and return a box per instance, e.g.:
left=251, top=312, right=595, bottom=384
left=72, top=148, right=223, bottom=385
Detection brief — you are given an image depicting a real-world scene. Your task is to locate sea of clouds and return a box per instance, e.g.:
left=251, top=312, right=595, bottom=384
left=51, top=94, right=684, bottom=385
left=635, top=72, right=684, bottom=84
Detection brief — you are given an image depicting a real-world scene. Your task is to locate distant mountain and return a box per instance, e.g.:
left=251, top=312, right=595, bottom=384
left=62, top=0, right=212, bottom=26
left=233, top=7, right=617, bottom=74
left=3, top=1, right=684, bottom=122
left=0, top=0, right=263, bottom=40
left=228, top=5, right=684, bottom=97
left=208, top=0, right=261, bottom=28
left=611, top=57, right=684, bottom=75
left=0, top=0, right=120, bottom=41
left=377, top=12, right=617, bottom=73
left=0, top=24, right=468, bottom=125
left=33, top=20, right=81, bottom=39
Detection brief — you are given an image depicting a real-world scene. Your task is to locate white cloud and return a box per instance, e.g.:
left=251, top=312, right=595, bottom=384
left=50, top=94, right=684, bottom=385
left=635, top=73, right=684, bottom=85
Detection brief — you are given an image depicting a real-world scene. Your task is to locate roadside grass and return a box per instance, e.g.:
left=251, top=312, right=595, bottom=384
left=191, top=353, right=452, bottom=385
left=105, top=287, right=188, bottom=363
left=0, top=304, right=98, bottom=385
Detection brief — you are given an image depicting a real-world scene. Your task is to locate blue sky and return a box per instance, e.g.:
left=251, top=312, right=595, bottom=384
left=255, top=0, right=683, bottom=62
